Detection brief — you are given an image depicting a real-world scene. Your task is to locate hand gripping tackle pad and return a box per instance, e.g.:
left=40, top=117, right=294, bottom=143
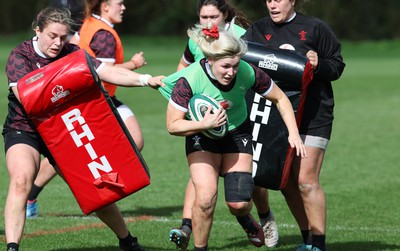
left=17, top=49, right=150, bottom=214
left=243, top=42, right=314, bottom=190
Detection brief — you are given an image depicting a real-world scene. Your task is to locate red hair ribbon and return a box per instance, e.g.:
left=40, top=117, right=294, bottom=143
left=202, top=25, right=219, bottom=38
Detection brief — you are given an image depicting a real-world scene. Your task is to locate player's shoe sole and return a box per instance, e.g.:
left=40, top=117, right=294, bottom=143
left=169, top=228, right=190, bottom=250
left=296, top=244, right=312, bottom=251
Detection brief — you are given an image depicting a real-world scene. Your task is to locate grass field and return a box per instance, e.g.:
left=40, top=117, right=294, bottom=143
left=0, top=35, right=399, bottom=251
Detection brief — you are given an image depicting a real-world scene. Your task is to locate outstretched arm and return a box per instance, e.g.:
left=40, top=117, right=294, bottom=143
left=264, top=84, right=307, bottom=158
left=98, top=64, right=165, bottom=88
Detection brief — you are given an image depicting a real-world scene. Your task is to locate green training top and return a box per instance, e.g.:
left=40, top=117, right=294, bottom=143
left=168, top=60, right=256, bottom=131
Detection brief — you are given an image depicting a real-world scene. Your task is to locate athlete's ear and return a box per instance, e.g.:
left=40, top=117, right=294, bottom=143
left=35, top=26, right=40, bottom=36
left=223, top=12, right=228, bottom=21
left=101, top=1, right=109, bottom=13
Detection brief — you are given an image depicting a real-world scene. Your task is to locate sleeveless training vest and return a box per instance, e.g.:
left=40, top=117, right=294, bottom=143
left=79, top=16, right=124, bottom=96
left=182, top=61, right=256, bottom=131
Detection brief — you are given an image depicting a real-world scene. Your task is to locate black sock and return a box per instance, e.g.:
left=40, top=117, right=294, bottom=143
left=194, top=245, right=207, bottom=251
left=181, top=220, right=192, bottom=236
left=27, top=184, right=43, bottom=201
left=118, top=231, right=136, bottom=246
left=312, top=234, right=326, bottom=251
left=258, top=210, right=270, bottom=226
left=236, top=214, right=251, bottom=226
left=258, top=210, right=270, bottom=219
left=301, top=229, right=312, bottom=245
left=7, top=242, right=19, bottom=251
left=236, top=214, right=258, bottom=232
left=182, top=218, right=192, bottom=230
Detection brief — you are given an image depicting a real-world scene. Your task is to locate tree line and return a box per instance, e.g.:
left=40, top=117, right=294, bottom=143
left=1, top=0, right=399, bottom=40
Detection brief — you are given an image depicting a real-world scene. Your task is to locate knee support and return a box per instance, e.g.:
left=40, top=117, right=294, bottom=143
left=224, top=172, right=254, bottom=202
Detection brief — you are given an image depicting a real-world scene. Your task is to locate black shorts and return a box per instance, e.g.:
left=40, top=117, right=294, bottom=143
left=111, top=95, right=124, bottom=107
left=185, top=119, right=253, bottom=156
left=299, top=123, right=332, bottom=140
left=3, top=129, right=57, bottom=166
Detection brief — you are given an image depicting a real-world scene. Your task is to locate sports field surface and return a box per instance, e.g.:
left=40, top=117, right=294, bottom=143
left=0, top=35, right=399, bottom=251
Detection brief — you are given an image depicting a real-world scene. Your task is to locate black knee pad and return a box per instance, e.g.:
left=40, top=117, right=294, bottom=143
left=224, top=172, right=254, bottom=202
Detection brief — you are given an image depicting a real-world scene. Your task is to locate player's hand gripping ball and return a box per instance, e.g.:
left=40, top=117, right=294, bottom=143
left=188, top=94, right=228, bottom=139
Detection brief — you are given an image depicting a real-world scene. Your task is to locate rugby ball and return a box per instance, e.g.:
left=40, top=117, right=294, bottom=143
left=188, top=94, right=228, bottom=139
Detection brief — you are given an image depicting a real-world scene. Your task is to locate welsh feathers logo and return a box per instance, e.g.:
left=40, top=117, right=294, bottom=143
left=51, top=85, right=70, bottom=103
left=299, top=30, right=307, bottom=41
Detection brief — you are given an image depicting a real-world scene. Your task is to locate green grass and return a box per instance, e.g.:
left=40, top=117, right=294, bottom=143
left=0, top=36, right=399, bottom=251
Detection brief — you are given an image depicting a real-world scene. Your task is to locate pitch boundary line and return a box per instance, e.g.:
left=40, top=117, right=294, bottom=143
left=0, top=215, right=155, bottom=241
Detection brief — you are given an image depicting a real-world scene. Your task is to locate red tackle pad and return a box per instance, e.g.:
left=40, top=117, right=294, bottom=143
left=18, top=49, right=150, bottom=214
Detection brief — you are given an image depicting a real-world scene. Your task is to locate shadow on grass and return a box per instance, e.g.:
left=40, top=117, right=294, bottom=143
left=268, top=235, right=400, bottom=251
left=51, top=247, right=173, bottom=251
left=44, top=205, right=182, bottom=218
left=121, top=205, right=183, bottom=217
left=185, top=234, right=400, bottom=251
left=328, top=242, right=400, bottom=251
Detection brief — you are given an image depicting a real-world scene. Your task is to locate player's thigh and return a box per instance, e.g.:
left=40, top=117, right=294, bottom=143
left=117, top=104, right=142, bottom=137
left=188, top=151, right=221, bottom=199
left=6, top=143, right=41, bottom=182
left=124, top=115, right=143, bottom=144
left=293, top=146, right=325, bottom=183
left=35, top=158, right=58, bottom=186
left=220, top=152, right=253, bottom=175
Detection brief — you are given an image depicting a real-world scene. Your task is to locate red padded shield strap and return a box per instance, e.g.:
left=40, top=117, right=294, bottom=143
left=279, top=61, right=313, bottom=189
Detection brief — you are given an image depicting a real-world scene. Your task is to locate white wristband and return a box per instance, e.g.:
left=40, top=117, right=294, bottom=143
left=139, top=74, right=152, bottom=86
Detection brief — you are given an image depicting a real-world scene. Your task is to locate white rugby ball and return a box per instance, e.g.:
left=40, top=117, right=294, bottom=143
left=188, top=94, right=228, bottom=139
left=279, top=43, right=295, bottom=51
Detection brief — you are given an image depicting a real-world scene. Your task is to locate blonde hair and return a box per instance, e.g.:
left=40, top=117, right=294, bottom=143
left=187, top=21, right=248, bottom=60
